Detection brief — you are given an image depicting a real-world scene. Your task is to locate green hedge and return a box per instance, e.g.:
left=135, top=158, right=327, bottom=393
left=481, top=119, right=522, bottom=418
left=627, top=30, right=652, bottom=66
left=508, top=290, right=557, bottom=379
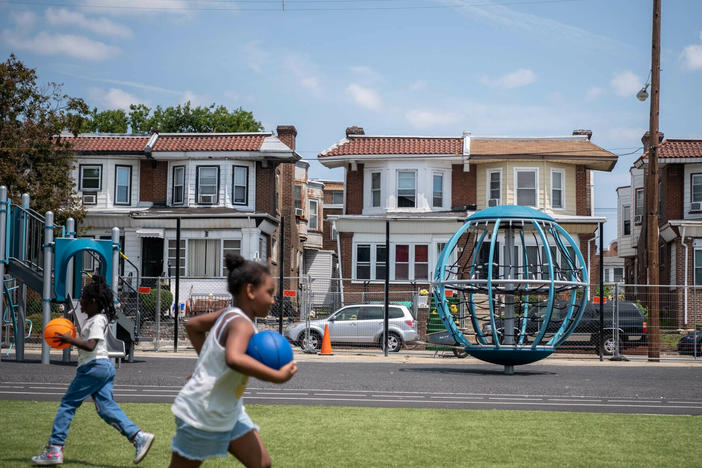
left=140, top=287, right=173, bottom=317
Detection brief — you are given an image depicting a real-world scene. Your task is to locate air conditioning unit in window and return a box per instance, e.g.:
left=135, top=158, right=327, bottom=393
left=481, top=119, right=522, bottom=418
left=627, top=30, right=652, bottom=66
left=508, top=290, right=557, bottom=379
left=488, top=198, right=499, bottom=207
left=691, top=202, right=702, bottom=212
left=199, top=194, right=215, bottom=204
left=634, top=215, right=643, bottom=225
left=294, top=208, right=304, bottom=217
left=82, top=193, right=97, bottom=205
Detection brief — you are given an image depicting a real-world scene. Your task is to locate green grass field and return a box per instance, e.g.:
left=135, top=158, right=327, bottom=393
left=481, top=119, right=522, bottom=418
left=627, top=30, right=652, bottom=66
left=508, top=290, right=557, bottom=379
left=2, top=401, right=701, bottom=467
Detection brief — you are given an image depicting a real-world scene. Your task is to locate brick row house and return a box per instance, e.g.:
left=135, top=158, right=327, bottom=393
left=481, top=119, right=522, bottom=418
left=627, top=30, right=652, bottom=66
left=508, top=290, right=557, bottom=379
left=65, top=126, right=300, bottom=308
left=617, top=135, right=702, bottom=328
left=318, top=126, right=617, bottom=339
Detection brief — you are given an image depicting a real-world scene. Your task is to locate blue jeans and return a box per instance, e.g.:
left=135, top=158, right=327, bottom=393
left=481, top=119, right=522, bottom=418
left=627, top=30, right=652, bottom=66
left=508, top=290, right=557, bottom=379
left=49, top=358, right=139, bottom=446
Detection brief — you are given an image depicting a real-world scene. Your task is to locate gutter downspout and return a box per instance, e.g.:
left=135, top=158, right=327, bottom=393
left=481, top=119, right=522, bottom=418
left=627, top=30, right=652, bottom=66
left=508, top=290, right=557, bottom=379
left=588, top=237, right=595, bottom=289
left=682, top=226, right=688, bottom=325
left=333, top=219, right=344, bottom=303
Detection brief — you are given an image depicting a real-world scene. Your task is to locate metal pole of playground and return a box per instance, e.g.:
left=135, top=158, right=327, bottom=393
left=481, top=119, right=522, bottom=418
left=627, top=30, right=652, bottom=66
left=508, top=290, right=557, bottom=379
left=18, top=193, right=30, bottom=362
left=0, top=187, right=7, bottom=363
left=41, top=211, right=54, bottom=365
left=174, top=217, right=181, bottom=352
left=384, top=219, right=389, bottom=357
left=63, top=218, right=75, bottom=363
left=112, top=227, right=120, bottom=341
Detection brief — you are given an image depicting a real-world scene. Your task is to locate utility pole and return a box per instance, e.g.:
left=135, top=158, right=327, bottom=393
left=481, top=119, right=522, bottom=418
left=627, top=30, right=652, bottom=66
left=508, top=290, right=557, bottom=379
left=646, top=0, right=661, bottom=361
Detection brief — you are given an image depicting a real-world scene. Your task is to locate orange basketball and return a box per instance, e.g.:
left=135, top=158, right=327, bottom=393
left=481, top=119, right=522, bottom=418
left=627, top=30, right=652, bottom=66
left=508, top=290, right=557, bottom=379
left=43, top=318, right=76, bottom=349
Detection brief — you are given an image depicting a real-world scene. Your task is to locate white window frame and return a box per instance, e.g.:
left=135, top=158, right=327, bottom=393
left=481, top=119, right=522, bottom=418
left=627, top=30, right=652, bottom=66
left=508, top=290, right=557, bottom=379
left=114, top=165, right=131, bottom=206
left=332, top=190, right=344, bottom=205
left=79, top=164, right=102, bottom=192
left=486, top=169, right=502, bottom=206
left=622, top=205, right=631, bottom=236
left=396, top=170, right=417, bottom=208
left=635, top=188, right=644, bottom=217
left=550, top=168, right=565, bottom=210
left=432, top=172, right=444, bottom=208
left=294, top=184, right=302, bottom=210
left=167, top=239, right=186, bottom=277
left=232, top=165, right=248, bottom=206
left=196, top=166, right=219, bottom=205
left=371, top=171, right=382, bottom=208
left=222, top=239, right=241, bottom=275
left=172, top=165, right=186, bottom=205
left=188, top=238, right=222, bottom=277
left=309, top=199, right=319, bottom=230
left=514, top=167, right=539, bottom=208
left=355, top=244, right=372, bottom=280
left=692, top=174, right=702, bottom=203
left=695, top=249, right=702, bottom=285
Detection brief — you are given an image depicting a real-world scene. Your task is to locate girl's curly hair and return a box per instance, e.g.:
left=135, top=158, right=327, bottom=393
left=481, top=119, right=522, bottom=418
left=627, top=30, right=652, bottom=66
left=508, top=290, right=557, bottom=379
left=82, top=275, right=117, bottom=322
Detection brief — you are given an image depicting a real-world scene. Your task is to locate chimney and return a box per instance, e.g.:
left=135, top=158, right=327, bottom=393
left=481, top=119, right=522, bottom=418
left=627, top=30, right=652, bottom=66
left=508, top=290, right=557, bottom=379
left=641, top=130, right=664, bottom=152
left=276, top=125, right=297, bottom=151
left=572, top=129, right=592, bottom=140
left=346, top=126, right=365, bottom=137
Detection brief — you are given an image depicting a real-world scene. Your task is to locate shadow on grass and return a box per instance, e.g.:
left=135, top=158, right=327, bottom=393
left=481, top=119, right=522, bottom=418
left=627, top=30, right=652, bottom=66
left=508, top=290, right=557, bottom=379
left=398, top=366, right=557, bottom=376
left=2, top=457, right=129, bottom=467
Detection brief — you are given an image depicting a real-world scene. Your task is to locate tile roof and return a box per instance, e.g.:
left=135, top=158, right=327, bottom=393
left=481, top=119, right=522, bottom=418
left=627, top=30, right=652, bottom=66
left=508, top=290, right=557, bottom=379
left=64, top=135, right=150, bottom=153
left=321, top=137, right=462, bottom=156
left=470, top=138, right=614, bottom=158
left=635, top=139, right=702, bottom=165
left=154, top=134, right=268, bottom=152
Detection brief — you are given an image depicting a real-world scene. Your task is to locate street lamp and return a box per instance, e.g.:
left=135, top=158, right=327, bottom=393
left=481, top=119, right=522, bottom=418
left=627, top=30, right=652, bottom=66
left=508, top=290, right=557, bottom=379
left=636, top=83, right=650, bottom=102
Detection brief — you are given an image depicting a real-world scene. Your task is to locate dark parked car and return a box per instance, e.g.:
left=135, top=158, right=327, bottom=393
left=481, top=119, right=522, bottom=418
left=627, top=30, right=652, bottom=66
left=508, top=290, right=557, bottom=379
left=677, top=331, right=702, bottom=355
left=484, top=300, right=647, bottom=355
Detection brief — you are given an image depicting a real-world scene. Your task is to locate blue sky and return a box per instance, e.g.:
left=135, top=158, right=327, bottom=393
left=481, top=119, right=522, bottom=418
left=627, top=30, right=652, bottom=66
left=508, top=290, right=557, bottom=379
left=2, top=0, right=701, bottom=246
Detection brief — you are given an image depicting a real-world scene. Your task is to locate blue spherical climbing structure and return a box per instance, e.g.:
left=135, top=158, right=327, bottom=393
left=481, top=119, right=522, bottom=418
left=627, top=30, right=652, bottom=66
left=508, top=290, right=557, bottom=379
left=433, top=205, right=589, bottom=373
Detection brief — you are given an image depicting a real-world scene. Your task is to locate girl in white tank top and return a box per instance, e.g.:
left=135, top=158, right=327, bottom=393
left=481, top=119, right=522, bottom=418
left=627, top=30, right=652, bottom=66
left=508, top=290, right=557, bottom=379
left=169, top=255, right=297, bottom=468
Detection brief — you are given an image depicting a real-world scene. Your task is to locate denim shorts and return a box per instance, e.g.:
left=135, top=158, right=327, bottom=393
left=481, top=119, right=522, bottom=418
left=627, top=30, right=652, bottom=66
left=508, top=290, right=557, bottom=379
left=171, top=411, right=259, bottom=461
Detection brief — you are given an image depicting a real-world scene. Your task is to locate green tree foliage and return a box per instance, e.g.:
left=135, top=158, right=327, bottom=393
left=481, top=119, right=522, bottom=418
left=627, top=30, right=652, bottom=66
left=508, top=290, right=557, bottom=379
left=0, top=55, right=88, bottom=225
left=81, top=108, right=128, bottom=133
left=125, top=101, right=263, bottom=133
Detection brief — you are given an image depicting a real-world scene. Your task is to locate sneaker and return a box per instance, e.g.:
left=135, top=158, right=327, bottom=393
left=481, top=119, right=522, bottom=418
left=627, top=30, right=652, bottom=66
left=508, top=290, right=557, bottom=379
left=32, top=445, right=63, bottom=465
left=131, top=431, right=155, bottom=464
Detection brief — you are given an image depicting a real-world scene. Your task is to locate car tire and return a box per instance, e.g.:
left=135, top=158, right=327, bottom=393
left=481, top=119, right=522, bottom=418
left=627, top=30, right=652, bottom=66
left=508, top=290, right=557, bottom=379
left=299, top=331, right=322, bottom=352
left=386, top=332, right=402, bottom=352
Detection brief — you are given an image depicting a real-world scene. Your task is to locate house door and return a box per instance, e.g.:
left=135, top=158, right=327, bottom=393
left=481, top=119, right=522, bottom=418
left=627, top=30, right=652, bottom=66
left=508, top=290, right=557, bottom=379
left=141, top=238, right=164, bottom=283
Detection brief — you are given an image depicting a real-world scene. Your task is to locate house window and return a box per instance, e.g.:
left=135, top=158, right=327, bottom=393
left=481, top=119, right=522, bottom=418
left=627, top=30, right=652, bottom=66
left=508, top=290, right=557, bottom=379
left=80, top=165, right=102, bottom=192
left=168, top=239, right=185, bottom=277
left=371, top=172, right=381, bottom=208
left=551, top=169, right=564, bottom=209
left=172, top=165, right=185, bottom=205
left=232, top=165, right=248, bottom=205
left=188, top=239, right=221, bottom=277
left=622, top=205, right=631, bottom=236
left=635, top=188, right=644, bottom=217
left=356, top=244, right=371, bottom=280
left=487, top=170, right=501, bottom=205
left=294, top=185, right=302, bottom=210
left=332, top=190, right=344, bottom=205
left=433, top=174, right=443, bottom=208
left=309, top=199, right=319, bottom=230
left=376, top=245, right=386, bottom=280
left=414, top=245, right=429, bottom=280
left=114, top=165, right=131, bottom=205
left=397, top=171, right=416, bottom=208
left=395, top=245, right=410, bottom=280
left=695, top=250, right=702, bottom=285
left=196, top=166, right=219, bottom=204
left=613, top=267, right=624, bottom=283
left=223, top=239, right=241, bottom=259
left=516, top=169, right=537, bottom=207
left=693, top=174, right=702, bottom=203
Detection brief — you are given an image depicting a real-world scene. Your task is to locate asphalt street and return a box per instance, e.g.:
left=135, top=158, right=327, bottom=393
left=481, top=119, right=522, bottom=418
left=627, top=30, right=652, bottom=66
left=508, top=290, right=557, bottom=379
left=1, top=351, right=701, bottom=415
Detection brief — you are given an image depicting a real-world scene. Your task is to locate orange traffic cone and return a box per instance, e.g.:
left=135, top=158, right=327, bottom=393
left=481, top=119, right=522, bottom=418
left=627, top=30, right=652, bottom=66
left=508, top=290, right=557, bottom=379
left=319, top=323, right=333, bottom=355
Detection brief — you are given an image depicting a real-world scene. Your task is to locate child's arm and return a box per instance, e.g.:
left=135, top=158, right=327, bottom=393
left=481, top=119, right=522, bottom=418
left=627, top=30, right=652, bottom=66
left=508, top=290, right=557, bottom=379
left=56, top=334, right=98, bottom=352
left=185, top=309, right=227, bottom=355
left=224, top=319, right=297, bottom=384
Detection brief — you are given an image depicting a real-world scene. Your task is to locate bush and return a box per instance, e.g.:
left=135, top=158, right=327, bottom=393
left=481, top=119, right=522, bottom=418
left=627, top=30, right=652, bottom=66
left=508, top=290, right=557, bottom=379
left=140, top=287, right=173, bottom=318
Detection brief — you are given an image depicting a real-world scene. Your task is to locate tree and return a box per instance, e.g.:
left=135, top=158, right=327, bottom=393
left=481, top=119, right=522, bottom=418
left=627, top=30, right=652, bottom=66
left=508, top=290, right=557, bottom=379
left=0, top=55, right=88, bottom=225
left=124, top=101, right=263, bottom=133
left=81, top=108, right=128, bottom=133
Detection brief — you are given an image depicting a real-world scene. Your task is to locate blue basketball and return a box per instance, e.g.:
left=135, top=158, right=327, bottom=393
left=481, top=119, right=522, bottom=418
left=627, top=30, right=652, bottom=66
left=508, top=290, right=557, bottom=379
left=246, top=330, right=294, bottom=370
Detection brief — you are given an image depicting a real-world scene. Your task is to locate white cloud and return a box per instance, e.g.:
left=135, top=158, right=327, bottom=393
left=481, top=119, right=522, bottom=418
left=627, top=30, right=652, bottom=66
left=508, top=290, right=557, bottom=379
left=242, top=41, right=269, bottom=73
left=480, top=68, right=536, bottom=89
left=349, top=66, right=382, bottom=84
left=610, top=71, right=643, bottom=97
left=10, top=10, right=37, bottom=32
left=284, top=54, right=323, bottom=93
left=88, top=87, right=147, bottom=110
left=346, top=83, right=382, bottom=110
left=681, top=33, right=702, bottom=70
left=2, top=30, right=120, bottom=61
left=181, top=91, right=212, bottom=107
left=405, top=109, right=462, bottom=129
left=46, top=8, right=132, bottom=38
left=585, top=87, right=604, bottom=102
left=410, top=80, right=427, bottom=91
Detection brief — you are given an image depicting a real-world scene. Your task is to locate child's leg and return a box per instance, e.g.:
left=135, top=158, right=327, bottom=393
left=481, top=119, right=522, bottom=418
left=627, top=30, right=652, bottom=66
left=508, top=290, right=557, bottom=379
left=91, top=360, right=140, bottom=441
left=49, top=361, right=107, bottom=445
left=168, top=451, right=203, bottom=468
left=227, top=430, right=271, bottom=468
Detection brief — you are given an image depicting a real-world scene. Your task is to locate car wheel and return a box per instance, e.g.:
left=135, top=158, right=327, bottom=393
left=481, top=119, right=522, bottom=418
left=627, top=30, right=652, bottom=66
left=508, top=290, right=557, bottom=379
left=299, top=331, right=321, bottom=352
left=386, top=332, right=402, bottom=352
left=452, top=348, right=469, bottom=358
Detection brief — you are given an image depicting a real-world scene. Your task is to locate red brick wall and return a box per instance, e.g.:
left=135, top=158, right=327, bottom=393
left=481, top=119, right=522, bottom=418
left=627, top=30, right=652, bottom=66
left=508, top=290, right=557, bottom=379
left=451, top=165, right=476, bottom=207
left=575, top=165, right=590, bottom=216
left=322, top=207, right=342, bottom=252
left=255, top=161, right=276, bottom=216
left=346, top=164, right=364, bottom=214
left=661, top=164, right=683, bottom=223
left=140, top=160, right=167, bottom=203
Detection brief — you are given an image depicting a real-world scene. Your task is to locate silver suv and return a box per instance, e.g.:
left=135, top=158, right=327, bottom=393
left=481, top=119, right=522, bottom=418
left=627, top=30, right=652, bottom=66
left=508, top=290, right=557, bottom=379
left=284, top=304, right=419, bottom=352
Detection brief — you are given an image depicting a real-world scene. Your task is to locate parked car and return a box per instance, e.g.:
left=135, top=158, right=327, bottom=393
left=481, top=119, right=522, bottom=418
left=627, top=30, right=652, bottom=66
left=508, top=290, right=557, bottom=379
left=284, top=304, right=419, bottom=352
left=677, top=330, right=702, bottom=355
left=483, top=300, right=647, bottom=355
